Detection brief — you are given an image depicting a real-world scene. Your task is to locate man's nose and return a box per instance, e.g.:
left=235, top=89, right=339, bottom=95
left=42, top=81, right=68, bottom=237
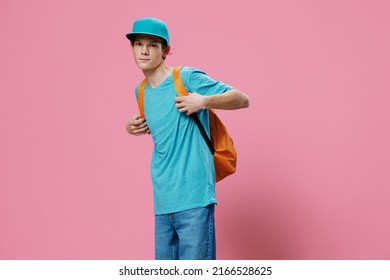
left=141, top=45, right=149, bottom=55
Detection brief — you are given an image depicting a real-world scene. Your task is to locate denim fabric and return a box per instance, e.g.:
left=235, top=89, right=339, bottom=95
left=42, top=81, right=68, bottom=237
left=155, top=204, right=216, bottom=260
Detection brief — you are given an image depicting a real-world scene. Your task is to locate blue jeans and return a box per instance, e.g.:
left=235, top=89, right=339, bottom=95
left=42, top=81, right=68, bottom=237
left=155, top=204, right=216, bottom=260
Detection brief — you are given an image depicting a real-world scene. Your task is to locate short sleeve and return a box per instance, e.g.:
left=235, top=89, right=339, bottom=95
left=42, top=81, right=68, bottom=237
left=180, top=66, right=233, bottom=96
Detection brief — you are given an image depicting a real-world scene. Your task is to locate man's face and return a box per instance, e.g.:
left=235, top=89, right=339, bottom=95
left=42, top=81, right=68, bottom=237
left=131, top=35, right=166, bottom=71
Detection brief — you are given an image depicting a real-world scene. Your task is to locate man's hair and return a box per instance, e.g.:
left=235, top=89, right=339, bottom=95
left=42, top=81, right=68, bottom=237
left=130, top=34, right=170, bottom=60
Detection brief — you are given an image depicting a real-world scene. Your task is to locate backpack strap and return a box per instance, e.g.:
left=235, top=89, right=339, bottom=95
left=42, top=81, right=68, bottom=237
left=172, top=67, right=215, bottom=155
left=136, top=67, right=215, bottom=155
left=137, top=79, right=147, bottom=119
left=191, top=112, right=215, bottom=155
left=172, top=67, right=187, bottom=97
left=138, top=67, right=182, bottom=118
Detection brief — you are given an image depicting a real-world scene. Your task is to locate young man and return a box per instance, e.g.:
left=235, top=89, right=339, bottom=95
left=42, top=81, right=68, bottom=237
left=125, top=17, right=249, bottom=260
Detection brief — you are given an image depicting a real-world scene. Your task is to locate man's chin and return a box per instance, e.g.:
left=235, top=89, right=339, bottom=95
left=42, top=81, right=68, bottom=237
left=137, top=64, right=159, bottom=72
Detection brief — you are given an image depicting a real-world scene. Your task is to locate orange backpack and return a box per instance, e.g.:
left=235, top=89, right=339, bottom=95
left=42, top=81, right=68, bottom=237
left=137, top=67, right=237, bottom=182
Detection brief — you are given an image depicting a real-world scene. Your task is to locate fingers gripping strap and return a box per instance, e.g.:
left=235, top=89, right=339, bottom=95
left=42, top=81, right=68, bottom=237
left=137, top=79, right=147, bottom=119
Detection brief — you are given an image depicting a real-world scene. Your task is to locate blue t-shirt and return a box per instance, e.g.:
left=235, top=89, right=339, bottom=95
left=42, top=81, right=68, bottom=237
left=135, top=66, right=233, bottom=215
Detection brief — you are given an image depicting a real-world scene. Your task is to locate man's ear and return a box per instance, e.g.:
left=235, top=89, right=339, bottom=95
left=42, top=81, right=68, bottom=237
left=163, top=45, right=171, bottom=59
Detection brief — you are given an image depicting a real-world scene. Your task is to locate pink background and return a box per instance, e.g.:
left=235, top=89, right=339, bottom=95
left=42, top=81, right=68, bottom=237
left=1, top=0, right=389, bottom=259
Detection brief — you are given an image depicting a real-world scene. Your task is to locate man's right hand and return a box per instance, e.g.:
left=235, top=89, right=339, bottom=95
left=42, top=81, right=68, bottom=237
left=125, top=114, right=150, bottom=136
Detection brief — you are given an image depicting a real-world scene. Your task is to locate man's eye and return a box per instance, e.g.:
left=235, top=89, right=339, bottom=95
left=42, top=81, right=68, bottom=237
left=135, top=42, right=142, bottom=46
left=150, top=44, right=157, bottom=48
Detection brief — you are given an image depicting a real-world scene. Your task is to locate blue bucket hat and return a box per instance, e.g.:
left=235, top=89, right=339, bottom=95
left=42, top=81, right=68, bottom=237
left=126, top=17, right=170, bottom=45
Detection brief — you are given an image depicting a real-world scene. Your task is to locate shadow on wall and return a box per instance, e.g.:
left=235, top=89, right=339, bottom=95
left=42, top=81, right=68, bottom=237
left=217, top=175, right=307, bottom=260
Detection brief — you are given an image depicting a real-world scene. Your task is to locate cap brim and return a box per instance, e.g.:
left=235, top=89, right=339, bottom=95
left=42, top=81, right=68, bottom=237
left=125, top=32, right=168, bottom=44
left=125, top=33, right=135, bottom=40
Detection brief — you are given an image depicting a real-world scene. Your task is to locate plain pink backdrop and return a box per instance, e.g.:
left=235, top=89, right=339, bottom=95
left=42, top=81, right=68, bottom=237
left=1, top=0, right=389, bottom=259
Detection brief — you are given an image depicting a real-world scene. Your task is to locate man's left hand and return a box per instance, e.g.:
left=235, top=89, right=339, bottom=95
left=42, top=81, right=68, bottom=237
left=174, top=92, right=207, bottom=116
